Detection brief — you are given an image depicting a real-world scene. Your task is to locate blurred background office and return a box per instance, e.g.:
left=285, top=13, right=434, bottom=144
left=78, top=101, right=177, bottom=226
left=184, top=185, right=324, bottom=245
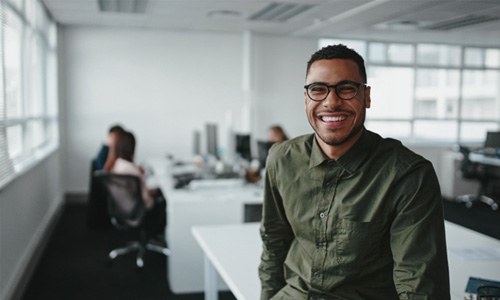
left=1, top=0, right=500, bottom=299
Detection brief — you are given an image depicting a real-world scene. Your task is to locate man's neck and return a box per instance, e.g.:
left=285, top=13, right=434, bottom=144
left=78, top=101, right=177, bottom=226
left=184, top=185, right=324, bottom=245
left=316, top=129, right=364, bottom=160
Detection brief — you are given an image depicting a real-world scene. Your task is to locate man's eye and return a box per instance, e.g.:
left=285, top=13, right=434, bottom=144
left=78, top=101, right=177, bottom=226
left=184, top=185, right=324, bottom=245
left=310, top=85, right=327, bottom=94
left=337, top=85, right=356, bottom=93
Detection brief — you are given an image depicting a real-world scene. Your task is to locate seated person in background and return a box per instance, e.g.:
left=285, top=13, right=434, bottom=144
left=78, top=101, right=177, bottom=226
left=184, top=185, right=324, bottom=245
left=268, top=125, right=289, bottom=143
left=110, top=130, right=166, bottom=237
left=246, top=125, right=290, bottom=183
left=95, top=124, right=125, bottom=171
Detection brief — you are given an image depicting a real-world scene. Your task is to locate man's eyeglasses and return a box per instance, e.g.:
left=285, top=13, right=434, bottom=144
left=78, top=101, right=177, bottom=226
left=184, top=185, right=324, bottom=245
left=304, top=80, right=366, bottom=101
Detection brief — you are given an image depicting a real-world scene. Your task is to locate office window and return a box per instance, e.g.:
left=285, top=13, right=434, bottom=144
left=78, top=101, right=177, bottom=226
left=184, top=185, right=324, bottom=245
left=368, top=66, right=413, bottom=119
left=485, top=49, right=500, bottom=68
left=387, top=43, right=413, bottom=64
left=461, top=70, right=500, bottom=120
left=365, top=120, right=411, bottom=140
left=460, top=122, right=499, bottom=142
left=4, top=8, right=23, bottom=120
left=464, top=48, right=484, bottom=67
left=369, top=43, right=414, bottom=64
left=417, top=44, right=461, bottom=67
left=415, top=69, right=460, bottom=119
left=414, top=120, right=457, bottom=143
left=319, top=39, right=500, bottom=144
left=369, top=43, right=386, bottom=63
left=0, top=0, right=58, bottom=188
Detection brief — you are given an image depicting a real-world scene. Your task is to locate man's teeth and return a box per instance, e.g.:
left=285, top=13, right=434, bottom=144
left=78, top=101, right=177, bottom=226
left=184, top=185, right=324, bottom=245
left=322, top=115, right=346, bottom=122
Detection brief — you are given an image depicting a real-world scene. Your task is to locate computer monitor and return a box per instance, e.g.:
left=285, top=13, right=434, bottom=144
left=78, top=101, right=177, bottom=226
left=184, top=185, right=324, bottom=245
left=206, top=123, right=218, bottom=159
left=193, top=130, right=201, bottom=156
left=257, top=140, right=274, bottom=169
left=235, top=134, right=252, bottom=161
left=484, top=131, right=500, bottom=148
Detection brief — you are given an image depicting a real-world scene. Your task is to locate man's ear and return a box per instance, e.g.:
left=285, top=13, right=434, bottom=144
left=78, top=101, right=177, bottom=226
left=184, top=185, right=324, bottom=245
left=364, top=86, right=371, bottom=108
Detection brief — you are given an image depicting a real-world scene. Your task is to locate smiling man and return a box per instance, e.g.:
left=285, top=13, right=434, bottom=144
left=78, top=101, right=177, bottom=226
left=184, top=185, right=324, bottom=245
left=258, top=44, right=450, bottom=300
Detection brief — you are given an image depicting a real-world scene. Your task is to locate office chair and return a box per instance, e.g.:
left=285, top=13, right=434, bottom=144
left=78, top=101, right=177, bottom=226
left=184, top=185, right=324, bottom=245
left=95, top=172, right=170, bottom=268
left=456, top=145, right=499, bottom=211
left=86, top=159, right=112, bottom=229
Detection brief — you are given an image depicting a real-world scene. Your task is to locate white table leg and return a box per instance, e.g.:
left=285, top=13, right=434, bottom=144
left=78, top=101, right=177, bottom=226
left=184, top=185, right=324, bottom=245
left=204, top=255, right=218, bottom=300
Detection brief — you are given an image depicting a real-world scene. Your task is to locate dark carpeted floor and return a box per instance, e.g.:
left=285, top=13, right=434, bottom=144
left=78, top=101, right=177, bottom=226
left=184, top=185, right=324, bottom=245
left=20, top=198, right=500, bottom=300
left=443, top=199, right=500, bottom=240
left=21, top=202, right=236, bottom=300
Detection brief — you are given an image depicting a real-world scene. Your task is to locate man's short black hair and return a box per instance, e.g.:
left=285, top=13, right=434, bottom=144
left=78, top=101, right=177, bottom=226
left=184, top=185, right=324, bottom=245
left=306, top=44, right=367, bottom=83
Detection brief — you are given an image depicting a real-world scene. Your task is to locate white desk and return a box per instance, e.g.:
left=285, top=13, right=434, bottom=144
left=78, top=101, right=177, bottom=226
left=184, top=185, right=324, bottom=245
left=192, top=221, right=500, bottom=300
left=470, top=152, right=500, bottom=167
left=192, top=223, right=261, bottom=300
left=146, top=158, right=263, bottom=294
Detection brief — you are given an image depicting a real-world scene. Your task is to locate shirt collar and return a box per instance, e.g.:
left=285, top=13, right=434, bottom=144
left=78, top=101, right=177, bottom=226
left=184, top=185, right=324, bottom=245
left=308, top=129, right=378, bottom=175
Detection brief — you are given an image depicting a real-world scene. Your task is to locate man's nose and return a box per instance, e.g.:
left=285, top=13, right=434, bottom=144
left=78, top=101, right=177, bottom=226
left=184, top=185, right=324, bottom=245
left=322, top=89, right=342, bottom=108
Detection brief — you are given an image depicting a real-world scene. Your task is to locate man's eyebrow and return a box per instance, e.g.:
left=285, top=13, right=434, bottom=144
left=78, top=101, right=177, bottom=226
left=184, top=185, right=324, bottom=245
left=308, top=80, right=359, bottom=86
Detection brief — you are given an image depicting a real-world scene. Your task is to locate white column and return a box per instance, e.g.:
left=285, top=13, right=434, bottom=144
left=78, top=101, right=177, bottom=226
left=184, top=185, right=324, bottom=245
left=241, top=30, right=253, bottom=133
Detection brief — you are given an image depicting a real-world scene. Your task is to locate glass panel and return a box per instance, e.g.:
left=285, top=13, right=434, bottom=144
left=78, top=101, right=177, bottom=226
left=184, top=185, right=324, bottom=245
left=365, top=120, right=411, bottom=140
left=369, top=43, right=386, bottom=63
left=27, top=120, right=44, bottom=149
left=414, top=120, right=458, bottom=142
left=485, top=49, right=500, bottom=68
left=461, top=70, right=500, bottom=120
left=4, top=8, right=23, bottom=119
left=367, top=66, right=414, bottom=119
left=464, top=48, right=484, bottom=67
left=415, top=69, right=460, bottom=118
left=46, top=51, right=58, bottom=116
left=460, top=122, right=499, bottom=143
left=46, top=119, right=59, bottom=144
left=387, top=43, right=413, bottom=64
left=417, top=44, right=461, bottom=66
left=26, top=31, right=44, bottom=117
left=7, top=125, right=23, bottom=159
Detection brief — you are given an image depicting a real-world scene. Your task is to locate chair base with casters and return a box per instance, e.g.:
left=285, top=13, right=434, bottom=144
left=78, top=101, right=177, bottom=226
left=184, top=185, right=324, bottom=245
left=108, top=229, right=170, bottom=268
left=96, top=172, right=170, bottom=268
left=456, top=145, right=500, bottom=211
left=456, top=194, right=499, bottom=211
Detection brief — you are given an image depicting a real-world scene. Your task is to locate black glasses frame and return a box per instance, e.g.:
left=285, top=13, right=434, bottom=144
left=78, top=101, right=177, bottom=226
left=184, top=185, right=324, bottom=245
left=304, top=80, right=366, bottom=101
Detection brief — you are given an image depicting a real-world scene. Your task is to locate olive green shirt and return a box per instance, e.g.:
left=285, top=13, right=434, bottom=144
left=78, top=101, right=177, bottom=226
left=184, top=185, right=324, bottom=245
left=259, top=130, right=450, bottom=300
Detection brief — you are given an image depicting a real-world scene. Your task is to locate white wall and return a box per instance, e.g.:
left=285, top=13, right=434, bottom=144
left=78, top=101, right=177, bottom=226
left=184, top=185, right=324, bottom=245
left=60, top=27, right=318, bottom=192
left=0, top=152, right=63, bottom=300
left=60, top=26, right=454, bottom=194
left=251, top=34, right=317, bottom=140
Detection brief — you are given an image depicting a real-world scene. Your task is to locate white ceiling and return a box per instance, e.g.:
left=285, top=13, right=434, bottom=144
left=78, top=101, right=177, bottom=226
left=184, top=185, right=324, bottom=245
left=42, top=0, right=500, bottom=47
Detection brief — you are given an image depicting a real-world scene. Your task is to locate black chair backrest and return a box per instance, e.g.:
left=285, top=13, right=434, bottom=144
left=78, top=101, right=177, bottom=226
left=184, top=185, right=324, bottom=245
left=458, top=145, right=477, bottom=179
left=485, top=131, right=500, bottom=148
left=95, top=173, right=145, bottom=228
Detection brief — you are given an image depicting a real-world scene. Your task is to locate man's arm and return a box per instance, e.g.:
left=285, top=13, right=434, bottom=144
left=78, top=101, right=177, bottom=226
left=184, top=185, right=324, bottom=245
left=258, top=164, right=294, bottom=300
left=390, top=161, right=450, bottom=300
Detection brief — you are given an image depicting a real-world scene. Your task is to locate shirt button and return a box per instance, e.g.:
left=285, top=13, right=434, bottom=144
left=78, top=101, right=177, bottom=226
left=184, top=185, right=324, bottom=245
left=319, top=212, right=326, bottom=219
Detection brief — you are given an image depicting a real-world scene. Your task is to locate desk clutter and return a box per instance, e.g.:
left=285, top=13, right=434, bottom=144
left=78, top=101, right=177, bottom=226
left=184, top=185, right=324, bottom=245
left=464, top=276, right=500, bottom=300
left=473, top=147, right=500, bottom=159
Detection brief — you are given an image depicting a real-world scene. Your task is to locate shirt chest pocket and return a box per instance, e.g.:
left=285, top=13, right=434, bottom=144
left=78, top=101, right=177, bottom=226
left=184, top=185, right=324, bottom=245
left=332, top=219, right=389, bottom=268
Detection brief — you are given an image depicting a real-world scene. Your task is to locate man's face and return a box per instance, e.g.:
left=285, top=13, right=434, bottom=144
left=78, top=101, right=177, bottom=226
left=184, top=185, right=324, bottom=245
left=304, top=59, right=371, bottom=157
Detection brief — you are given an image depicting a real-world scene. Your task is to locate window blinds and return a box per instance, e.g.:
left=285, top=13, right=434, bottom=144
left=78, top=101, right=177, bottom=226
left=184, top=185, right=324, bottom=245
left=0, top=3, right=15, bottom=188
